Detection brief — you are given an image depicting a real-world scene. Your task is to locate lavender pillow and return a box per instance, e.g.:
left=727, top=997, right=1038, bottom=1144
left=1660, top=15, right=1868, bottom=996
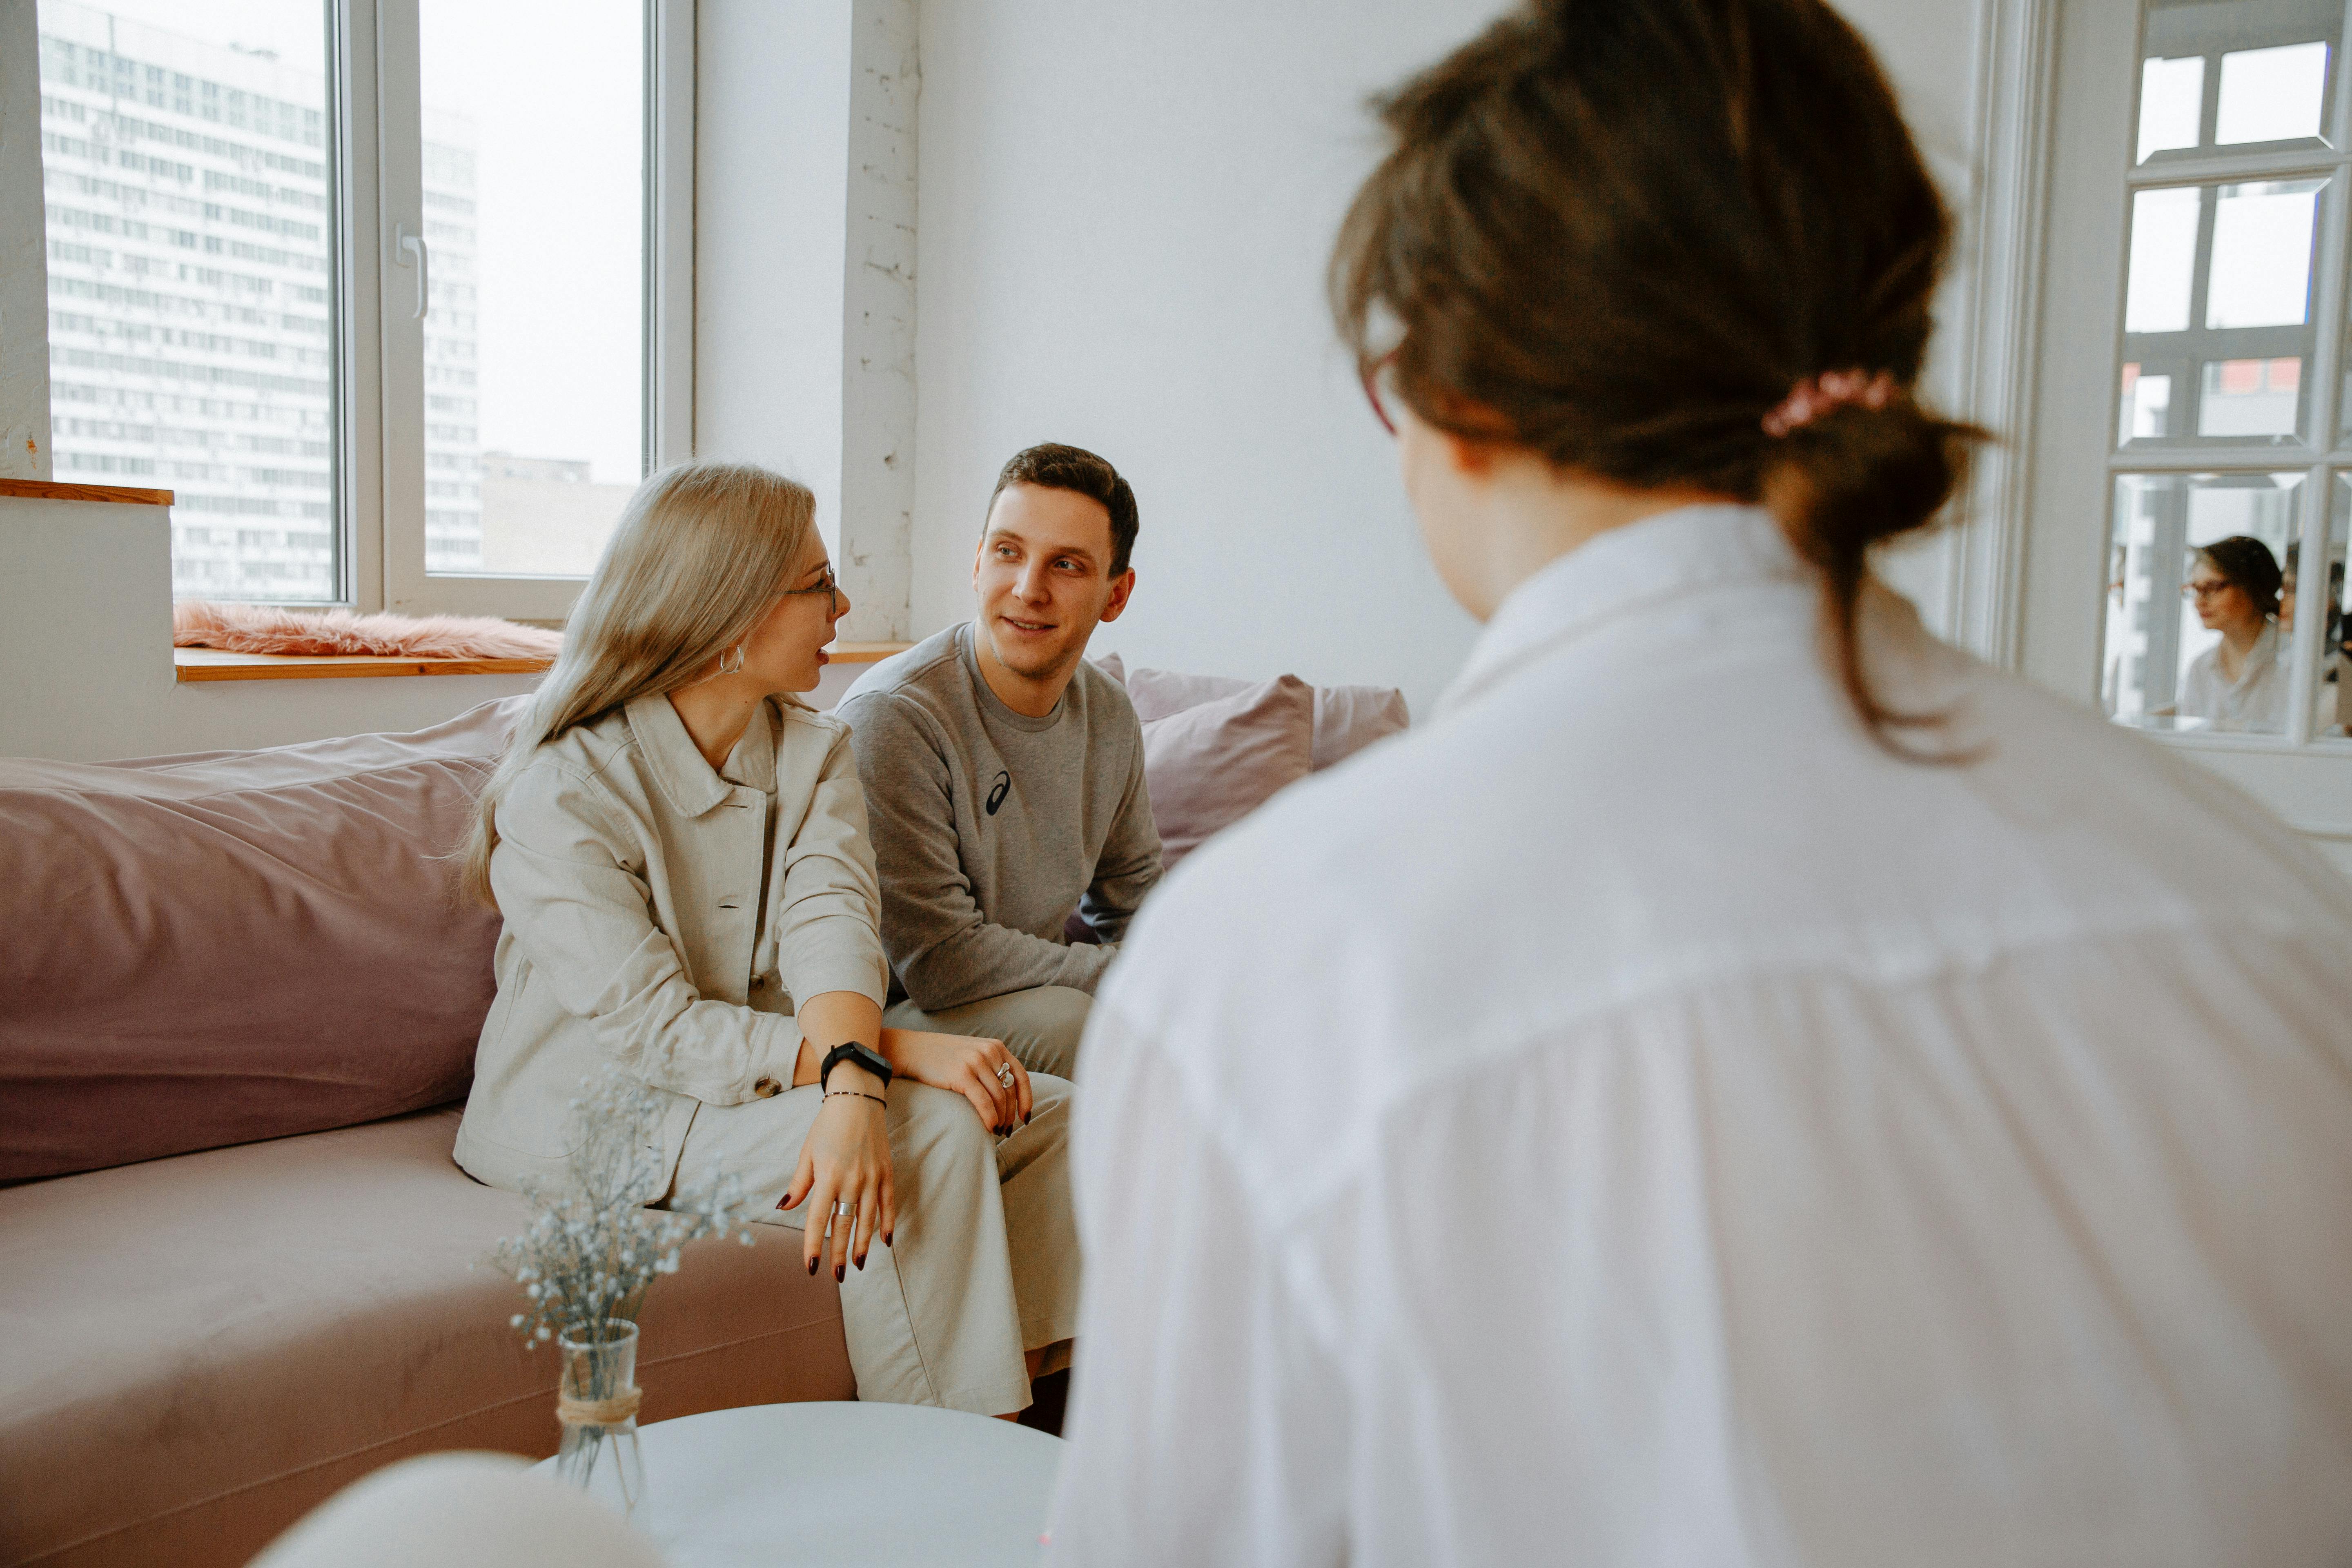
left=0, top=697, right=527, bottom=1181
left=1140, top=675, right=1316, bottom=870
left=1127, top=666, right=1410, bottom=772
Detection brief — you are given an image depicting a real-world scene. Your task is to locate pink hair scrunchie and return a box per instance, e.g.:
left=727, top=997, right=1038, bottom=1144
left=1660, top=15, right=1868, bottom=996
left=1762, top=369, right=1898, bottom=437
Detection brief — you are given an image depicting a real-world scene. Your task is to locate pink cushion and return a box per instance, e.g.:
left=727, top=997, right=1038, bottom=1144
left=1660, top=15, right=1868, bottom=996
left=1140, top=675, right=1316, bottom=870
left=0, top=697, right=528, bottom=1181
left=1124, top=665, right=1410, bottom=772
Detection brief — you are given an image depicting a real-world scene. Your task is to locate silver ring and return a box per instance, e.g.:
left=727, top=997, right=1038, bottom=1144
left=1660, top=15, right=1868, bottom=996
left=832, top=1199, right=854, bottom=1217
left=994, top=1062, right=1016, bottom=1089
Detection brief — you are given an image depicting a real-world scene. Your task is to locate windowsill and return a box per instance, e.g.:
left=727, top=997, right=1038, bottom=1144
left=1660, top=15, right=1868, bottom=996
left=0, top=478, right=176, bottom=506
left=174, top=641, right=914, bottom=683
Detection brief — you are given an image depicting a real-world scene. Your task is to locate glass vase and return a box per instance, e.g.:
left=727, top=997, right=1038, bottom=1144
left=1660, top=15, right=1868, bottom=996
left=554, top=1319, right=646, bottom=1516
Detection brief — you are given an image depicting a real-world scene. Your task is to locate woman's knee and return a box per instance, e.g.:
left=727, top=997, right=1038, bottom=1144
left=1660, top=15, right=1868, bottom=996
left=891, top=1080, right=996, bottom=1169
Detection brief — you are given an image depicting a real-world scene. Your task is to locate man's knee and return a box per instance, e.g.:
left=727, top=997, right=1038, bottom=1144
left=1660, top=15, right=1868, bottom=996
left=1002, top=986, right=1091, bottom=1079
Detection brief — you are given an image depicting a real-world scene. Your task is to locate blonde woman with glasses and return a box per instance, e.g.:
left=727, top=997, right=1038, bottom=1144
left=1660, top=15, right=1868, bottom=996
left=456, top=461, right=1076, bottom=1419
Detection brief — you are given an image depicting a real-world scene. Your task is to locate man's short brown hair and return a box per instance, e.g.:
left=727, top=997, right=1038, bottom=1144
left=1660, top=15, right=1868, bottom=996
left=988, top=443, right=1138, bottom=577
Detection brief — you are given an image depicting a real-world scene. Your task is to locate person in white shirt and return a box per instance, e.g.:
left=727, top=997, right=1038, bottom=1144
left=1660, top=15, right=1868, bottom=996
left=2175, top=535, right=2289, bottom=733
left=1043, top=1, right=2352, bottom=1564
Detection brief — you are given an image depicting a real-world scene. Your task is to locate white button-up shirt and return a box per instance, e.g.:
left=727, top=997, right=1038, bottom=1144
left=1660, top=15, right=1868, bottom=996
left=2178, top=619, right=2290, bottom=734
left=1046, top=506, right=2352, bottom=1567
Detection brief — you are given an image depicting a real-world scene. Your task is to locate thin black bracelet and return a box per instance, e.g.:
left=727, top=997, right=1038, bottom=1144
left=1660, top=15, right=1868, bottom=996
left=824, top=1089, right=887, bottom=1108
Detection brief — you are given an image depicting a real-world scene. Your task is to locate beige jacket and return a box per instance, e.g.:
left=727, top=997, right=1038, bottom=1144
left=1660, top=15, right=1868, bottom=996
left=453, top=693, right=889, bottom=1195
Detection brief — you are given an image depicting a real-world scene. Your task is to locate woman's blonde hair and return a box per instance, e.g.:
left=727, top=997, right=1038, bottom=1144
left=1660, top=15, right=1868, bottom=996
left=460, top=461, right=819, bottom=908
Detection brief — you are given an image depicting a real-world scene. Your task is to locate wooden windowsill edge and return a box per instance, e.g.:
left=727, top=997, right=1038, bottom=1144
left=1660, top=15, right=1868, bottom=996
left=174, top=641, right=914, bottom=683
left=0, top=477, right=176, bottom=506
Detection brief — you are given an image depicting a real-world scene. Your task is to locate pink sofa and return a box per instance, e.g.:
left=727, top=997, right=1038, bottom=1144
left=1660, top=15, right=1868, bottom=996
left=0, top=699, right=852, bottom=1568
left=0, top=670, right=1405, bottom=1568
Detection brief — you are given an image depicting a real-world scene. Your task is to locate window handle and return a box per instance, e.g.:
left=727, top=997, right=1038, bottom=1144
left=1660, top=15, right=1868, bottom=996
left=396, top=222, right=430, bottom=320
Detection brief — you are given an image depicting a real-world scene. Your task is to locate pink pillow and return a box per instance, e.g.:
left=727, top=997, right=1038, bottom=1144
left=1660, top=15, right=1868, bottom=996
left=1140, top=675, right=1316, bottom=870
left=0, top=697, right=526, bottom=1181
left=1126, top=665, right=1410, bottom=772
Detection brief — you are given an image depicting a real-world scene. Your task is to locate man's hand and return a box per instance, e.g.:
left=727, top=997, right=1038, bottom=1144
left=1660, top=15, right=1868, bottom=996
left=880, top=1027, right=1032, bottom=1136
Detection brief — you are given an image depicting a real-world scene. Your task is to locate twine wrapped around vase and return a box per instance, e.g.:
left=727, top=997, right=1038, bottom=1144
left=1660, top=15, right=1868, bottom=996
left=556, top=1385, right=643, bottom=1428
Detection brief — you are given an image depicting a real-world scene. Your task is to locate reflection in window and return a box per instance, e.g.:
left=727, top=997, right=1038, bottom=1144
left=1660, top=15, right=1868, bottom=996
left=2119, top=364, right=2173, bottom=442
left=2103, top=472, right=2301, bottom=734
left=2198, top=356, right=2300, bottom=436
left=2319, top=478, right=2352, bottom=738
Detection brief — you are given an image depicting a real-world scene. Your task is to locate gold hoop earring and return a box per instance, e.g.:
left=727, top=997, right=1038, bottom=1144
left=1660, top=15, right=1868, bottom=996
left=717, top=644, right=746, bottom=675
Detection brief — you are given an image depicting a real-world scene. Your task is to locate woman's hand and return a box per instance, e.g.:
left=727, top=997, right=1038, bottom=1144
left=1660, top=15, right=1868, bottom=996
left=780, top=1063, right=894, bottom=1281
left=880, top=1027, right=1032, bottom=1136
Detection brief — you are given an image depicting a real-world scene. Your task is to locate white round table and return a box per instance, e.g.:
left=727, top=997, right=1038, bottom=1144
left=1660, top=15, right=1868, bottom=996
left=533, top=1401, right=1065, bottom=1566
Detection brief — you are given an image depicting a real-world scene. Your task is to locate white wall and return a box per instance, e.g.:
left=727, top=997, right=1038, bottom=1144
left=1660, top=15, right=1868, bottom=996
left=695, top=0, right=853, bottom=553
left=0, top=497, right=539, bottom=762
left=696, top=0, right=919, bottom=642
left=908, top=0, right=1998, bottom=718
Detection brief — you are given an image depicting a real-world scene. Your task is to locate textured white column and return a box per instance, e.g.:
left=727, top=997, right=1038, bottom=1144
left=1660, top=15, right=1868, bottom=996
left=0, top=0, right=54, bottom=481
left=837, top=0, right=919, bottom=641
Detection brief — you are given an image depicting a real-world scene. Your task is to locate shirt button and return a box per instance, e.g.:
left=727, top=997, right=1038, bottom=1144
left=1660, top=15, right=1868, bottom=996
left=754, top=1076, right=782, bottom=1098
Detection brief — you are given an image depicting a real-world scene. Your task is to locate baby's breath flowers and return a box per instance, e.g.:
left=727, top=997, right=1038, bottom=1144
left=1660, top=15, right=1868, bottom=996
left=489, top=1067, right=754, bottom=1346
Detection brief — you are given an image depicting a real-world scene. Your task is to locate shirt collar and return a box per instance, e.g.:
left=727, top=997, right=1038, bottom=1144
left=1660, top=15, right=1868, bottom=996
left=624, top=692, right=777, bottom=816
left=2236, top=621, right=2282, bottom=686
left=1439, top=503, right=1802, bottom=715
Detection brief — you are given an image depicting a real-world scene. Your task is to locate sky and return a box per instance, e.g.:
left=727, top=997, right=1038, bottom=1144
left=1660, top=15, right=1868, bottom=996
left=421, top=0, right=644, bottom=485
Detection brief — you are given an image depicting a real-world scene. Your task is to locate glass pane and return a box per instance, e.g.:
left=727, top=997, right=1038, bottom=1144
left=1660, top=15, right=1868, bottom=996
left=2317, top=477, right=2352, bottom=739
left=2138, top=54, right=2206, bottom=163
left=2207, top=181, right=2319, bottom=327
left=2124, top=187, right=2200, bottom=334
left=2139, top=0, right=2339, bottom=165
left=418, top=0, right=643, bottom=579
left=37, top=0, right=338, bottom=603
left=2103, top=471, right=2301, bottom=735
left=2120, top=179, right=2322, bottom=448
left=2216, top=40, right=2330, bottom=144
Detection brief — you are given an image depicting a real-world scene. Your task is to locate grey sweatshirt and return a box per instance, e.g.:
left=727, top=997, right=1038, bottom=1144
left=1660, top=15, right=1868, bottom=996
left=836, top=623, right=1163, bottom=1010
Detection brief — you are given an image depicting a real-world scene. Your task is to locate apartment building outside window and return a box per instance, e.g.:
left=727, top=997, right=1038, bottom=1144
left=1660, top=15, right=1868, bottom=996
left=32, top=0, right=691, bottom=619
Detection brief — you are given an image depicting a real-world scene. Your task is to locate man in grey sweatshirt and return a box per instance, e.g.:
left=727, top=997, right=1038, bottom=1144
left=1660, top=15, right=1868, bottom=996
left=836, top=444, right=1162, bottom=1078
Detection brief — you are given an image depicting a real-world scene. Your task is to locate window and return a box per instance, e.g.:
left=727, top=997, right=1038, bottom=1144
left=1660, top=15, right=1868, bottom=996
left=2100, top=1, right=2350, bottom=744
left=35, top=0, right=690, bottom=617
left=2017, top=0, right=2352, bottom=866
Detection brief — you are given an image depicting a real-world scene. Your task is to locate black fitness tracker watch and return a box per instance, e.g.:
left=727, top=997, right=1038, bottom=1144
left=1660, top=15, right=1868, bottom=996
left=820, top=1040, right=894, bottom=1092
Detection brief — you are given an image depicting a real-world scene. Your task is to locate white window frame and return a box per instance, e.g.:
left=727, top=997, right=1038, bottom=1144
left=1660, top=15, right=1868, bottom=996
left=2011, top=0, right=2352, bottom=851
left=343, top=0, right=692, bottom=622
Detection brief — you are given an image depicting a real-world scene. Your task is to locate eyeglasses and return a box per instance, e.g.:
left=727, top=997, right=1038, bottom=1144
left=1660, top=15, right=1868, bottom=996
left=2182, top=578, right=2237, bottom=602
left=1360, top=350, right=1400, bottom=437
left=784, top=563, right=840, bottom=618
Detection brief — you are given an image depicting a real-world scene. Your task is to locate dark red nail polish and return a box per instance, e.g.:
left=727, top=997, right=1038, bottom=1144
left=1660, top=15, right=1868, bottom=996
left=834, top=1263, right=845, bottom=1283
left=855, top=1254, right=866, bottom=1271
left=806, top=1256, right=818, bottom=1276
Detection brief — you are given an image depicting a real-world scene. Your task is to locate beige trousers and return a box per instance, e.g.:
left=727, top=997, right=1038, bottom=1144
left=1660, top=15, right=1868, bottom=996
left=884, top=984, right=1094, bottom=1079
left=667, top=1073, right=1078, bottom=1417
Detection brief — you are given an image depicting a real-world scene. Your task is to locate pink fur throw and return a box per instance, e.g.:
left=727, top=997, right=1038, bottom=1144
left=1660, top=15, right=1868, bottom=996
left=174, top=600, right=562, bottom=660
